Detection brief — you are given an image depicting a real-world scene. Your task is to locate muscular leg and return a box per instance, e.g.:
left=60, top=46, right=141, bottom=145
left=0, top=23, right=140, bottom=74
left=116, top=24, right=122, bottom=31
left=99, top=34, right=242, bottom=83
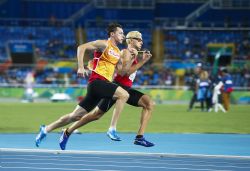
left=46, top=105, right=88, bottom=133
left=132, top=94, right=155, bottom=147
left=137, top=95, right=154, bottom=136
left=35, top=105, right=88, bottom=147
left=66, top=107, right=105, bottom=134
left=66, top=85, right=128, bottom=135
left=108, top=89, right=153, bottom=136
left=106, top=87, right=155, bottom=146
left=109, top=86, right=129, bottom=129
left=59, top=86, right=129, bottom=149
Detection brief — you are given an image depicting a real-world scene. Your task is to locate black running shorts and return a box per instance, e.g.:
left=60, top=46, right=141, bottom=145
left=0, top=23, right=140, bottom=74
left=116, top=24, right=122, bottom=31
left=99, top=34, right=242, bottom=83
left=98, top=83, right=144, bottom=113
left=78, top=79, right=118, bottom=112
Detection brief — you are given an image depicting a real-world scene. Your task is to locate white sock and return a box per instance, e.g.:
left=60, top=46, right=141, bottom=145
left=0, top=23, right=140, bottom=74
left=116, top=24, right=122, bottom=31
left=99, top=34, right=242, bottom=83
left=109, top=127, right=116, bottom=132
left=43, top=126, right=48, bottom=134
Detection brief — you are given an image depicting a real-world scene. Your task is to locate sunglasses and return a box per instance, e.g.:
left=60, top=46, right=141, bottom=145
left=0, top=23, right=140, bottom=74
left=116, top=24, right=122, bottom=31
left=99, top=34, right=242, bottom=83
left=127, top=37, right=143, bottom=42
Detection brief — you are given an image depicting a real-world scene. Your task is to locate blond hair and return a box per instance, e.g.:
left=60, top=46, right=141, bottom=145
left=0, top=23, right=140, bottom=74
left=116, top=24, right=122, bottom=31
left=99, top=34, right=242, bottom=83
left=126, top=31, right=142, bottom=44
left=200, top=70, right=209, bottom=80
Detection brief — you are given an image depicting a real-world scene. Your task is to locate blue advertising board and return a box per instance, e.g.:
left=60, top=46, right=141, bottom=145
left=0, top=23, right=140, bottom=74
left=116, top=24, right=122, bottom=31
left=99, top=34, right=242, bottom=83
left=9, top=42, right=33, bottom=53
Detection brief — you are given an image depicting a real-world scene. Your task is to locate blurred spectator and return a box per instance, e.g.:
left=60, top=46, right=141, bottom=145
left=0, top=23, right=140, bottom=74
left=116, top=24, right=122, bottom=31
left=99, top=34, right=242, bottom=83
left=187, top=63, right=203, bottom=111
left=23, top=71, right=35, bottom=102
left=220, top=68, right=234, bottom=111
left=197, top=70, right=212, bottom=112
left=212, top=76, right=227, bottom=113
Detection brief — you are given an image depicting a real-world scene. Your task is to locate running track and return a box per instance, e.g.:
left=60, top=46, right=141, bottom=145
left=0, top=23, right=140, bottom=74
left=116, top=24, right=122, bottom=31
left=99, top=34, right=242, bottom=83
left=1, top=133, right=250, bottom=171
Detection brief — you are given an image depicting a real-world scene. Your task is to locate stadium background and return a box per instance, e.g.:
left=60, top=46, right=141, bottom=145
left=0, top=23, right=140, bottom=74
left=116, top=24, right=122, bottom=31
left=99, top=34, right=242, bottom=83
left=0, top=0, right=250, bottom=134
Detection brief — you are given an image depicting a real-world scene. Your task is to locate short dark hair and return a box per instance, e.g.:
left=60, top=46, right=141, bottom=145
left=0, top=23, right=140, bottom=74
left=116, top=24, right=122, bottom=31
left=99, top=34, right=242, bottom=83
left=106, top=23, right=122, bottom=37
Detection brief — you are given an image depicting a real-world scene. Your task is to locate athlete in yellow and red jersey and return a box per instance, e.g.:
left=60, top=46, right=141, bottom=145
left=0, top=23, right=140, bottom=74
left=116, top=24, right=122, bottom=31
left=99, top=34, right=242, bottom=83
left=77, top=37, right=125, bottom=112
left=88, top=39, right=121, bottom=83
left=61, top=31, right=155, bottom=149
left=35, top=23, right=130, bottom=148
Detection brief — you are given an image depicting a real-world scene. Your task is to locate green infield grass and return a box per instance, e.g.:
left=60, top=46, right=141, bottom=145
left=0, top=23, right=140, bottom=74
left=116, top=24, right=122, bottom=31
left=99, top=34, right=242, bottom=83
left=0, top=103, right=250, bottom=134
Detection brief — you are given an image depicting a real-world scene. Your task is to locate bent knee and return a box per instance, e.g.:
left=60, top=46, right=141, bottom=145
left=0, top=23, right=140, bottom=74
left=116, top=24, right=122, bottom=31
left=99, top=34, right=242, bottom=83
left=115, top=87, right=129, bottom=101
left=147, top=99, right=155, bottom=111
left=122, top=91, right=129, bottom=101
left=71, top=115, right=81, bottom=122
left=69, top=112, right=83, bottom=122
left=92, top=112, right=104, bottom=120
left=142, top=96, right=155, bottom=111
left=68, top=105, right=88, bottom=121
left=92, top=114, right=102, bottom=120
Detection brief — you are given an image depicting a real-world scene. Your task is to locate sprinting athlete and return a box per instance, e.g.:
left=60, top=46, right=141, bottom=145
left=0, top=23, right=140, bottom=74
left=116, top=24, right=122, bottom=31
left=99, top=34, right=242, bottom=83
left=35, top=23, right=129, bottom=147
left=59, top=31, right=154, bottom=150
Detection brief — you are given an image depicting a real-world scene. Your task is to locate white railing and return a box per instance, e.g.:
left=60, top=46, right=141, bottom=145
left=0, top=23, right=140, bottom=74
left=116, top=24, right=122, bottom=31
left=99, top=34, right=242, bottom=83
left=64, top=1, right=94, bottom=26
left=211, top=0, right=250, bottom=9
left=155, top=17, right=250, bottom=29
left=185, top=0, right=212, bottom=22
left=0, top=83, right=249, bottom=91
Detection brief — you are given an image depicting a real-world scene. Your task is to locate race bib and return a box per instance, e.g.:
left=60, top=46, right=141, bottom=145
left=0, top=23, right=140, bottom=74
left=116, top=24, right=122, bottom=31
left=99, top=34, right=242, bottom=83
left=129, top=71, right=137, bottom=82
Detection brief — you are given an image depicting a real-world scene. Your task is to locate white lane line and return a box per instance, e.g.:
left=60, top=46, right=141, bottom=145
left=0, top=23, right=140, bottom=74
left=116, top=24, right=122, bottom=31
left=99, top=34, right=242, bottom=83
left=3, top=153, right=250, bottom=165
left=1, top=166, right=119, bottom=171
left=1, top=162, right=232, bottom=171
left=3, top=160, right=249, bottom=170
left=2, top=156, right=250, bottom=168
left=1, top=148, right=250, bottom=159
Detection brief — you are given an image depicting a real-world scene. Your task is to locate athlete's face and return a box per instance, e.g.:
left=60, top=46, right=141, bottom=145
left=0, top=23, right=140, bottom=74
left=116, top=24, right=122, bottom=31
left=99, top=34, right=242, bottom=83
left=195, top=67, right=202, bottom=74
left=113, top=27, right=125, bottom=44
left=130, top=37, right=143, bottom=50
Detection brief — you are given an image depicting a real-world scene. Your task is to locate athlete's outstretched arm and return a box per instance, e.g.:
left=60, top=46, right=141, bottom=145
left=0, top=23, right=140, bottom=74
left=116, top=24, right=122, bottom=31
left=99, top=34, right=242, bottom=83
left=77, top=40, right=107, bottom=78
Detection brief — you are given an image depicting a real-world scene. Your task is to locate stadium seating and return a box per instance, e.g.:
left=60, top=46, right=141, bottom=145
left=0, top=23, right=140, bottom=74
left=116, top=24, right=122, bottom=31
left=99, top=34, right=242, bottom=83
left=0, top=0, right=249, bottom=87
left=0, top=26, right=76, bottom=61
left=163, top=30, right=248, bottom=60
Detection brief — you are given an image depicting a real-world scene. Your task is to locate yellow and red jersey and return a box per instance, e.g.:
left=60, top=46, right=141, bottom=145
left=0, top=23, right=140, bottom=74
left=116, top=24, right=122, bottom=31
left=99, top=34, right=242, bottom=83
left=89, top=47, right=138, bottom=88
left=89, top=39, right=121, bottom=83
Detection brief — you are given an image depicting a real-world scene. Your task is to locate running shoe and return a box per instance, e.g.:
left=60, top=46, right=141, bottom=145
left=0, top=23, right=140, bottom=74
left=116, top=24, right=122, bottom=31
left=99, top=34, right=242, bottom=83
left=59, top=130, right=69, bottom=150
left=107, top=130, right=121, bottom=141
left=134, top=137, right=154, bottom=147
left=35, top=125, right=47, bottom=147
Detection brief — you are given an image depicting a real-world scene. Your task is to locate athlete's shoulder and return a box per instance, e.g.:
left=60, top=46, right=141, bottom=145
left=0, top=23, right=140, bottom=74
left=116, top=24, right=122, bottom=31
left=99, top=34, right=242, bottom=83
left=78, top=39, right=107, bottom=51
left=121, top=48, right=130, bottom=55
left=92, top=40, right=108, bottom=51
